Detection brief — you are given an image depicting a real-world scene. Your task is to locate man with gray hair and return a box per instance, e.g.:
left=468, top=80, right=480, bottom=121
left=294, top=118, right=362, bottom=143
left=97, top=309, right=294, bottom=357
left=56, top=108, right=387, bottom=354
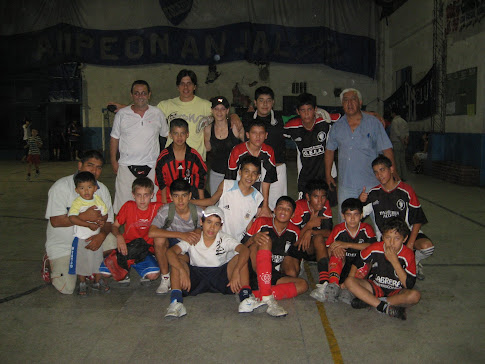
left=324, top=88, right=397, bottom=220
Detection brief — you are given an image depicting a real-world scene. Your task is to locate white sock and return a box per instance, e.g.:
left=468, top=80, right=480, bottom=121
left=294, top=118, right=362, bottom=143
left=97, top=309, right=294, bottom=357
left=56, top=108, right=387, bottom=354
left=415, top=247, right=435, bottom=264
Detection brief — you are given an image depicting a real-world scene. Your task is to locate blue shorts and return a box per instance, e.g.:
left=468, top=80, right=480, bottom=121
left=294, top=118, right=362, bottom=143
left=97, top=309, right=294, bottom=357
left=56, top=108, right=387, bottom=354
left=168, top=238, right=180, bottom=247
left=100, top=254, right=160, bottom=278
left=184, top=263, right=232, bottom=296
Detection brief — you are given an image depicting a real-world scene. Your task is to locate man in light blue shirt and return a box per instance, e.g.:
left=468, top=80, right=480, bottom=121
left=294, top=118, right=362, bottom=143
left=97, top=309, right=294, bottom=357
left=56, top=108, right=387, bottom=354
left=324, top=88, right=397, bottom=220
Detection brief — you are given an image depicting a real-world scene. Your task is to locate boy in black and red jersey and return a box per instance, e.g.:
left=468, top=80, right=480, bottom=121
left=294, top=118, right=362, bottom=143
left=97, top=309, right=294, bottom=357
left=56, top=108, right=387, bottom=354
left=155, top=118, right=207, bottom=204
left=285, top=180, right=333, bottom=279
left=283, top=93, right=340, bottom=199
left=241, top=196, right=309, bottom=317
left=359, top=155, right=434, bottom=280
left=344, top=217, right=420, bottom=320
left=310, top=198, right=376, bottom=304
left=225, top=120, right=276, bottom=217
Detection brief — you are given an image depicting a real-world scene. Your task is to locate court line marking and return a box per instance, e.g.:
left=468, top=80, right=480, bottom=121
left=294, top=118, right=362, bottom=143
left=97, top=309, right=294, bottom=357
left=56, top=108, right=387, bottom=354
left=304, top=262, right=343, bottom=364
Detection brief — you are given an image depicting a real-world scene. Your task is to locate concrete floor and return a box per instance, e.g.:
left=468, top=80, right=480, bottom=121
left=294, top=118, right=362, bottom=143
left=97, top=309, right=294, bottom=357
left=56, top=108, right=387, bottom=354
left=0, top=159, right=484, bottom=363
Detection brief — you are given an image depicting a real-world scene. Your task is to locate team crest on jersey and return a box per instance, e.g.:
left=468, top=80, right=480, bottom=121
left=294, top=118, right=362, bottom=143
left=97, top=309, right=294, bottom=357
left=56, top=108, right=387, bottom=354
left=317, top=131, right=326, bottom=142
left=396, top=199, right=405, bottom=210
left=358, top=239, right=364, bottom=244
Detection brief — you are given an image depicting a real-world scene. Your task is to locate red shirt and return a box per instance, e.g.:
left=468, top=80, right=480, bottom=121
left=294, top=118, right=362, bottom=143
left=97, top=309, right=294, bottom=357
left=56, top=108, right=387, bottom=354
left=116, top=201, right=162, bottom=246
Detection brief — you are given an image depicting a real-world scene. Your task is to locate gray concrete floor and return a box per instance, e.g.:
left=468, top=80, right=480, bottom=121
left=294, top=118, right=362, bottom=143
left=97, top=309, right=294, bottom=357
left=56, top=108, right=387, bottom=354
left=0, top=159, right=484, bottom=363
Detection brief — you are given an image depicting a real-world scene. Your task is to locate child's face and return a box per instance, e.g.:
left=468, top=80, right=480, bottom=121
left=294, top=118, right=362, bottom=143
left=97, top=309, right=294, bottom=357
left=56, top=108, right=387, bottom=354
left=133, top=186, right=154, bottom=211
left=342, top=209, right=363, bottom=229
left=306, top=189, right=327, bottom=212
left=297, top=104, right=316, bottom=124
left=170, top=126, right=189, bottom=146
left=239, top=163, right=260, bottom=188
left=383, top=228, right=407, bottom=252
left=171, top=190, right=191, bottom=210
left=76, top=181, right=98, bottom=200
left=31, top=129, right=38, bottom=136
left=255, top=94, right=274, bottom=117
left=202, top=215, right=222, bottom=239
left=246, top=126, right=267, bottom=148
left=373, top=163, right=393, bottom=186
left=274, top=201, right=294, bottom=224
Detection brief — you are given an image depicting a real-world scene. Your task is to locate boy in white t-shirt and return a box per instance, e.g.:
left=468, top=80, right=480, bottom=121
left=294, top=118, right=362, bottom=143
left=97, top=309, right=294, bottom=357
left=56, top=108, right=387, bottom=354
left=164, top=206, right=256, bottom=319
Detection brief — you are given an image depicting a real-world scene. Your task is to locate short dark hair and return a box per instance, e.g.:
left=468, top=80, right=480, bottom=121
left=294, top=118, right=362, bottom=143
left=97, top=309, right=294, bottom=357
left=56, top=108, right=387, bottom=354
left=239, top=155, right=261, bottom=174
left=80, top=150, right=105, bottom=164
left=176, top=69, right=197, bottom=86
left=132, top=177, right=154, bottom=194
left=341, top=198, right=363, bottom=214
left=297, top=93, right=316, bottom=109
left=247, top=119, right=267, bottom=132
left=254, top=86, right=274, bottom=100
left=304, top=179, right=329, bottom=197
left=275, top=196, right=296, bottom=213
left=170, top=178, right=191, bottom=194
left=170, top=118, right=189, bottom=132
left=372, top=154, right=392, bottom=168
left=74, top=171, right=96, bottom=187
left=131, top=80, right=151, bottom=94
left=381, top=217, right=410, bottom=239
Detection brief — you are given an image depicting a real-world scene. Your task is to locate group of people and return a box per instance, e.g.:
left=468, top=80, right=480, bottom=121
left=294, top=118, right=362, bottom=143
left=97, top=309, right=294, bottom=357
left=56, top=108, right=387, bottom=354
left=43, top=69, right=434, bottom=321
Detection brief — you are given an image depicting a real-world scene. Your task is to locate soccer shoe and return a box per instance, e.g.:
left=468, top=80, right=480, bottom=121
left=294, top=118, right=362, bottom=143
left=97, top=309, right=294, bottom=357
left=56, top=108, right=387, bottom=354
left=261, top=294, right=287, bottom=317
left=351, top=297, right=370, bottom=309
left=386, top=305, right=407, bottom=320
left=338, top=289, right=354, bottom=305
left=325, top=283, right=341, bottom=303
left=118, top=275, right=131, bottom=286
left=156, top=275, right=171, bottom=294
left=165, top=301, right=187, bottom=319
left=238, top=294, right=266, bottom=313
left=309, top=282, right=328, bottom=302
left=41, top=253, right=51, bottom=284
left=417, top=262, right=425, bottom=280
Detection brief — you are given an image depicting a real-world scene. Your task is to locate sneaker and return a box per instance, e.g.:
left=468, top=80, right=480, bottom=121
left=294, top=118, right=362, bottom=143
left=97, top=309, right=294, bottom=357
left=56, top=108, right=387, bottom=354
left=386, top=305, right=407, bottom=320
left=238, top=294, right=266, bottom=313
left=325, top=283, right=341, bottom=303
left=118, top=275, right=131, bottom=286
left=338, top=289, right=354, bottom=305
left=165, top=301, right=187, bottom=319
left=92, top=278, right=110, bottom=293
left=41, top=253, right=51, bottom=284
left=261, top=294, right=287, bottom=317
left=309, top=282, right=328, bottom=302
left=78, top=282, right=88, bottom=296
left=351, top=297, right=370, bottom=309
left=156, top=275, right=171, bottom=294
left=417, top=262, right=425, bottom=280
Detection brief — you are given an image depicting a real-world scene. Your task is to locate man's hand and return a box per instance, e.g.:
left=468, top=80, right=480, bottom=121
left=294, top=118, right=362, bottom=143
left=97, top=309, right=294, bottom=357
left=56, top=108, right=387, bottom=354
left=258, top=205, right=273, bottom=218
left=117, top=236, right=128, bottom=256
left=306, top=211, right=325, bottom=229
left=85, top=232, right=105, bottom=251
left=107, top=102, right=125, bottom=113
left=179, top=269, right=191, bottom=291
left=359, top=187, right=368, bottom=203
left=251, top=231, right=271, bottom=247
left=326, top=175, right=337, bottom=191
left=96, top=214, right=108, bottom=228
left=78, top=206, right=102, bottom=222
left=180, top=230, right=201, bottom=245
left=329, top=241, right=346, bottom=259
left=296, top=230, right=312, bottom=251
left=227, top=269, right=242, bottom=293
left=88, top=223, right=99, bottom=231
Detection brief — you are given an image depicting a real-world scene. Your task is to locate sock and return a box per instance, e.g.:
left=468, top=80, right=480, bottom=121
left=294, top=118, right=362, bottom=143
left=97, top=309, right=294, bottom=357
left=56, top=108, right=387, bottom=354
left=256, top=250, right=273, bottom=297
left=376, top=301, right=389, bottom=313
left=239, top=285, right=252, bottom=301
left=328, top=256, right=343, bottom=285
left=162, top=273, right=170, bottom=280
left=415, top=247, right=434, bottom=264
left=272, top=283, right=298, bottom=300
left=170, top=289, right=183, bottom=303
left=317, top=257, right=329, bottom=284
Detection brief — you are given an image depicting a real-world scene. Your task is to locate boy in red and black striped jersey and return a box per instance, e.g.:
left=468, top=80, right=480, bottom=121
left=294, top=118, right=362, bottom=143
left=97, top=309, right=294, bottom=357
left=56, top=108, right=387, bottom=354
left=344, top=217, right=420, bottom=320
left=225, top=120, right=276, bottom=218
left=360, top=155, right=434, bottom=280
left=310, top=198, right=376, bottom=304
left=286, top=180, right=333, bottom=279
left=241, top=196, right=308, bottom=317
left=155, top=118, right=207, bottom=204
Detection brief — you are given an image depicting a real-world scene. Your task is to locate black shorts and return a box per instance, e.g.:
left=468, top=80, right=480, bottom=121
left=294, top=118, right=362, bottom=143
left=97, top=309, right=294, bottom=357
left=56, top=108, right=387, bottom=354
left=287, top=244, right=316, bottom=262
left=248, top=261, right=284, bottom=290
left=368, top=280, right=402, bottom=298
left=415, top=232, right=429, bottom=242
left=183, top=263, right=232, bottom=297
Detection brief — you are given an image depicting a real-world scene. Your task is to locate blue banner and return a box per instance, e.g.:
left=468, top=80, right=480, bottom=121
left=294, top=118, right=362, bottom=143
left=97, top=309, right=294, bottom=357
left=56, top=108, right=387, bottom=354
left=3, top=22, right=375, bottom=77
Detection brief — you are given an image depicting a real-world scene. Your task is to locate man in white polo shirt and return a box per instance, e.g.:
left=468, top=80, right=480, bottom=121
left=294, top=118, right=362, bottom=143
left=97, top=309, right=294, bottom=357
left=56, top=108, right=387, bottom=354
left=110, top=80, right=169, bottom=213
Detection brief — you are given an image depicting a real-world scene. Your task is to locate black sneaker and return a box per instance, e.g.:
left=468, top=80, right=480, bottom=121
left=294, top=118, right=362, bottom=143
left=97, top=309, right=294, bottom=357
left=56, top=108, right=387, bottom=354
left=351, top=297, right=370, bottom=309
left=386, top=305, right=407, bottom=320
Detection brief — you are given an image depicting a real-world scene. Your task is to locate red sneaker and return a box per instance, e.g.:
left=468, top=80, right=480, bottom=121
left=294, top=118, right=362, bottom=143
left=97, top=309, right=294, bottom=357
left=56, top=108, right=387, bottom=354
left=41, top=253, right=51, bottom=284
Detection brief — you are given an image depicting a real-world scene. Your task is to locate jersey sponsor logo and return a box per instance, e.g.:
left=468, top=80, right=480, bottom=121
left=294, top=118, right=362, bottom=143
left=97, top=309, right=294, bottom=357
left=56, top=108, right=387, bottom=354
left=379, top=210, right=400, bottom=218
left=317, top=131, right=326, bottom=142
left=396, top=199, right=405, bottom=210
left=374, top=275, right=401, bottom=289
left=302, top=145, right=324, bottom=158
left=272, top=254, right=285, bottom=264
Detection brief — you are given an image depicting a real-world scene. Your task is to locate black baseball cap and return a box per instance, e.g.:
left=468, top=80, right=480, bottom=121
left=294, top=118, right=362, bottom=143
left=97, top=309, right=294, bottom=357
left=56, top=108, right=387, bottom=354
left=210, top=96, right=230, bottom=109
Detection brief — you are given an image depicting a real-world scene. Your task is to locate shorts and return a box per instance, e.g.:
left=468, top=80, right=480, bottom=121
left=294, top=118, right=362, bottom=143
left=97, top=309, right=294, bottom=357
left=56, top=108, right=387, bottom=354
left=287, top=244, right=315, bottom=262
left=184, top=263, right=232, bottom=296
left=268, top=164, right=287, bottom=210
left=368, top=280, right=402, bottom=298
left=69, top=237, right=103, bottom=276
left=99, top=253, right=160, bottom=278
left=415, top=232, right=429, bottom=242
left=168, top=238, right=180, bottom=247
left=27, top=154, right=40, bottom=164
left=248, top=261, right=284, bottom=290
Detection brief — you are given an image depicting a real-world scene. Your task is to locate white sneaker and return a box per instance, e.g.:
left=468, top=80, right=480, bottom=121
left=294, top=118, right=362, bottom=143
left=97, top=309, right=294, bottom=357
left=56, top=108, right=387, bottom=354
left=118, top=275, right=130, bottom=286
left=156, top=275, right=171, bottom=294
left=310, top=282, right=328, bottom=302
left=165, top=301, right=187, bottom=319
left=325, top=283, right=341, bottom=303
left=261, top=294, right=287, bottom=317
left=238, top=294, right=266, bottom=313
left=417, top=262, right=425, bottom=280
